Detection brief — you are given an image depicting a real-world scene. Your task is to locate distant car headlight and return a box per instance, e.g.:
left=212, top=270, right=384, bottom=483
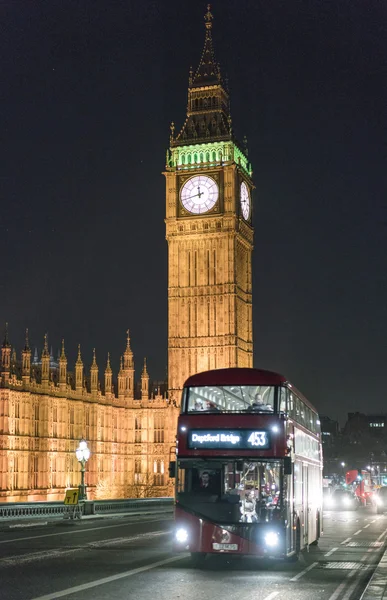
left=175, top=528, right=189, bottom=543
left=264, top=531, right=279, bottom=547
left=343, top=496, right=351, bottom=506
left=376, top=497, right=384, bottom=506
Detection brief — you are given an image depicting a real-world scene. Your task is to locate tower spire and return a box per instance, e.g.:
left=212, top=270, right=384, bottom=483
left=172, top=5, right=231, bottom=147
left=192, top=4, right=220, bottom=88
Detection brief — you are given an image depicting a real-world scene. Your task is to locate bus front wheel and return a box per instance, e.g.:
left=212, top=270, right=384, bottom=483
left=190, top=552, right=206, bottom=567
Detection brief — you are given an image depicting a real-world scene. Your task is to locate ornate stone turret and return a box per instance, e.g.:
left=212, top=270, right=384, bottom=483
left=141, top=358, right=149, bottom=400
left=117, top=356, right=125, bottom=400
left=104, top=353, right=113, bottom=396
left=75, top=344, right=83, bottom=392
left=22, top=328, right=31, bottom=385
left=90, top=348, right=98, bottom=397
left=1, top=323, right=11, bottom=385
left=41, top=334, right=50, bottom=385
left=58, top=339, right=67, bottom=391
left=123, top=330, right=135, bottom=400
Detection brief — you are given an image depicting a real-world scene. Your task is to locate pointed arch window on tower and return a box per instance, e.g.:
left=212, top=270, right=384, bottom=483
left=113, top=413, right=118, bottom=442
left=134, top=458, right=141, bottom=484
left=14, top=400, right=20, bottom=435
left=135, top=417, right=141, bottom=443
left=212, top=151, right=216, bottom=162
left=154, top=414, right=165, bottom=443
left=154, top=460, right=165, bottom=486
left=53, top=406, right=58, bottom=437
left=193, top=153, right=198, bottom=163
left=34, top=403, right=39, bottom=437
left=69, top=407, right=74, bottom=439
left=206, top=151, right=210, bottom=162
left=85, top=407, right=90, bottom=439
left=187, top=153, right=191, bottom=164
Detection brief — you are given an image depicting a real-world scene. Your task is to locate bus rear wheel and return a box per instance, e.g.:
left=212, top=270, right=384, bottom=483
left=190, top=552, right=206, bottom=567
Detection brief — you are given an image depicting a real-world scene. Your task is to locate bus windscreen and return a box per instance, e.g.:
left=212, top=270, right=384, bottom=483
left=185, top=385, right=276, bottom=413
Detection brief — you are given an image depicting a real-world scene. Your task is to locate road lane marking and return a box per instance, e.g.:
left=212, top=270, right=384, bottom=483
left=328, top=568, right=359, bottom=600
left=364, top=524, right=370, bottom=528
left=290, top=561, right=318, bottom=581
left=0, top=532, right=167, bottom=568
left=376, top=527, right=387, bottom=541
left=341, top=537, right=352, bottom=545
left=370, top=520, right=376, bottom=523
left=28, top=554, right=188, bottom=600
left=354, top=529, right=362, bottom=535
left=262, top=593, right=279, bottom=600
left=0, top=519, right=168, bottom=545
left=324, top=547, right=338, bottom=557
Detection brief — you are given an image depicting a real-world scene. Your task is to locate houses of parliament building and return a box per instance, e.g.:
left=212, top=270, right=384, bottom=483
left=0, top=6, right=254, bottom=502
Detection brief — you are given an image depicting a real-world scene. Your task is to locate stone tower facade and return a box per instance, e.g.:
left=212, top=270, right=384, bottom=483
left=165, top=6, right=254, bottom=403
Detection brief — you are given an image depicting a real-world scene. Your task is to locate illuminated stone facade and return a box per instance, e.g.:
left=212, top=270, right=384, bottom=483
left=0, top=331, right=177, bottom=501
left=165, top=6, right=254, bottom=402
left=0, top=7, right=253, bottom=502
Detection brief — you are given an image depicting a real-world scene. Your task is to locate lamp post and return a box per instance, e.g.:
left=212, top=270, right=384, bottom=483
left=75, top=439, right=90, bottom=501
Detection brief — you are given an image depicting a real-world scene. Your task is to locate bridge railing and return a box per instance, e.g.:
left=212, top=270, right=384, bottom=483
left=0, top=497, right=174, bottom=521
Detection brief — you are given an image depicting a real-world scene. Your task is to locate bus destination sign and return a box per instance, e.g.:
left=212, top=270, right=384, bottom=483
left=187, top=429, right=271, bottom=450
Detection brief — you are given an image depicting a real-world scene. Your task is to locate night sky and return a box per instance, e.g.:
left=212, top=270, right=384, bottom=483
left=1, top=1, right=386, bottom=422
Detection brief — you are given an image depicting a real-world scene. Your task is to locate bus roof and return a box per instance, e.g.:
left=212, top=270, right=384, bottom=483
left=183, top=368, right=318, bottom=413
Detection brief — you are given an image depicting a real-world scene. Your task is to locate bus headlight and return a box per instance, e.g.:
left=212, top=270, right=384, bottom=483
left=264, top=531, right=279, bottom=547
left=175, top=528, right=189, bottom=543
left=376, top=497, right=383, bottom=506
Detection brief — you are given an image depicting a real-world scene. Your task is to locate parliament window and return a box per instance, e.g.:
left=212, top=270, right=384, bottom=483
left=154, top=414, right=165, bottom=443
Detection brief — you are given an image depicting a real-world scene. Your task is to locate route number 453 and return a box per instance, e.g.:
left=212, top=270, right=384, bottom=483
left=247, top=432, right=267, bottom=447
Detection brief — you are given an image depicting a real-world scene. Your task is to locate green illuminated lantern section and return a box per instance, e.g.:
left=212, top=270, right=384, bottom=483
left=180, top=175, right=219, bottom=214
left=240, top=181, right=251, bottom=220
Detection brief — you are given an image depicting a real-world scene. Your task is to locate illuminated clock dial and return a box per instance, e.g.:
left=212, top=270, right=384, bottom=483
left=180, top=175, right=219, bottom=214
left=240, top=181, right=251, bottom=220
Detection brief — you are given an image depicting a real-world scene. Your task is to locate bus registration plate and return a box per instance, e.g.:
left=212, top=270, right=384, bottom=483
left=212, top=543, right=238, bottom=551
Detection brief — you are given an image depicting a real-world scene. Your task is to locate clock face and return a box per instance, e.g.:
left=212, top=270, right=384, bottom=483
left=240, top=181, right=250, bottom=220
left=180, top=175, right=219, bottom=214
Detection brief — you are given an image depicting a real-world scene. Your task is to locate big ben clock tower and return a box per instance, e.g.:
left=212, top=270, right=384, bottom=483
left=164, top=5, right=254, bottom=404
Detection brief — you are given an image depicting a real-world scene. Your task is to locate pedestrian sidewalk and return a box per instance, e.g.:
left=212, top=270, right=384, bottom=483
left=361, top=547, right=387, bottom=599
left=0, top=509, right=172, bottom=532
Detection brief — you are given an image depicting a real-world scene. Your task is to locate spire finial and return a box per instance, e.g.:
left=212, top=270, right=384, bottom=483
left=76, top=343, right=82, bottom=364
left=24, top=328, right=30, bottom=351
left=42, top=333, right=49, bottom=356
left=142, top=356, right=148, bottom=377
left=189, top=66, right=193, bottom=86
left=107, top=352, right=111, bottom=368
left=126, top=329, right=130, bottom=348
left=3, top=322, right=10, bottom=348
left=170, top=121, right=175, bottom=142
left=92, top=348, right=97, bottom=366
left=204, top=4, right=213, bottom=30
left=60, top=339, right=66, bottom=359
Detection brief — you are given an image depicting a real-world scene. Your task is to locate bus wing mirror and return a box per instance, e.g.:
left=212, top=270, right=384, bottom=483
left=284, top=457, right=293, bottom=475
left=169, top=461, right=176, bottom=478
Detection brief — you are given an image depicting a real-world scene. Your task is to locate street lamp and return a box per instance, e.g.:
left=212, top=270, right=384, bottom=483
left=75, top=439, right=90, bottom=500
left=341, top=462, right=345, bottom=468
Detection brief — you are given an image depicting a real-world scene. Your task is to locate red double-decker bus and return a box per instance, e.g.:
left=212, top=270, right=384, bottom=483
left=171, top=368, right=323, bottom=563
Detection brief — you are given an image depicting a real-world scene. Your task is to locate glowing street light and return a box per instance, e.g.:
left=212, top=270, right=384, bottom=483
left=341, top=462, right=346, bottom=468
left=75, top=439, right=90, bottom=501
